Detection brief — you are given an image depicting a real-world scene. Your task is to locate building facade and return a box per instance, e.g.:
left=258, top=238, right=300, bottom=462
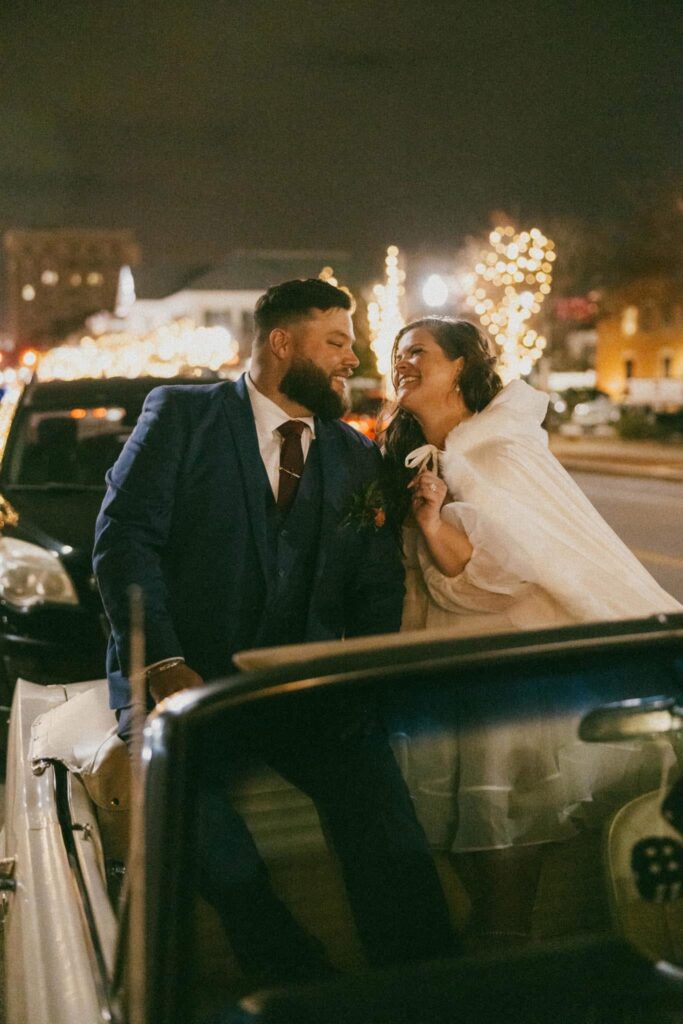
left=595, top=276, right=683, bottom=408
left=3, top=229, right=140, bottom=348
left=125, top=249, right=357, bottom=361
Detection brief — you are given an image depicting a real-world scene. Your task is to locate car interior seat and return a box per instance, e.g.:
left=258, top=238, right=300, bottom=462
left=21, top=416, right=80, bottom=484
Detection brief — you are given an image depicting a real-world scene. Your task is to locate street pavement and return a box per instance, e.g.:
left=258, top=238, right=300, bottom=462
left=550, top=435, right=683, bottom=483
left=570, top=472, right=683, bottom=603
left=551, top=435, right=683, bottom=601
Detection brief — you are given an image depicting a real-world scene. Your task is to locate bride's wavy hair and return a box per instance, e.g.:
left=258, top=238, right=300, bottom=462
left=378, top=318, right=502, bottom=526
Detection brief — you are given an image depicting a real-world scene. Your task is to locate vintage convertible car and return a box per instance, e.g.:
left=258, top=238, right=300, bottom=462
left=3, top=615, right=683, bottom=1024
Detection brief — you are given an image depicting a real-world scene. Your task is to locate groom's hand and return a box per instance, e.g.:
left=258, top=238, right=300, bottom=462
left=148, top=661, right=204, bottom=704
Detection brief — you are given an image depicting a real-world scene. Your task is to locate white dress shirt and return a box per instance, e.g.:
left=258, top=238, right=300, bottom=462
left=245, top=372, right=315, bottom=499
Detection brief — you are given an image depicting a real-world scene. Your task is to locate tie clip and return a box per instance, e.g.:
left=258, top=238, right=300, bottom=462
left=280, top=467, right=301, bottom=479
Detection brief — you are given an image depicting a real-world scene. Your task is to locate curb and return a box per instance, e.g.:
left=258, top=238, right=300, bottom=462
left=555, top=457, right=683, bottom=484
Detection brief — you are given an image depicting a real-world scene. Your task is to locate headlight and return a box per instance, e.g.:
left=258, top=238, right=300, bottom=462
left=0, top=537, right=78, bottom=609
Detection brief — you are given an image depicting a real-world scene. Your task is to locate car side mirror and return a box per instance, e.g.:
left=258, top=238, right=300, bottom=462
left=579, top=695, right=683, bottom=742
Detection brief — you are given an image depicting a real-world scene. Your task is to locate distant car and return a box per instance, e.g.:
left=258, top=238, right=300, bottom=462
left=546, top=388, right=620, bottom=436
left=0, top=373, right=222, bottom=739
left=570, top=393, right=621, bottom=432
left=3, top=616, right=683, bottom=1023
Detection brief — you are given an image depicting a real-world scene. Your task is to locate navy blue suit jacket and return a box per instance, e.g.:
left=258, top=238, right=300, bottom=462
left=93, top=375, right=405, bottom=709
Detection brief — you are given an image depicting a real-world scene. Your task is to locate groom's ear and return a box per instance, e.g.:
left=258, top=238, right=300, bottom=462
left=269, top=327, right=292, bottom=361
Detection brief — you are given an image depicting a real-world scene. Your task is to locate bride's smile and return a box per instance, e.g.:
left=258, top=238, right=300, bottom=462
left=393, top=326, right=470, bottom=444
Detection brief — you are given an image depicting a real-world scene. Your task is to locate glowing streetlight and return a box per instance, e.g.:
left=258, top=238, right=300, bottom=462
left=422, top=274, right=448, bottom=308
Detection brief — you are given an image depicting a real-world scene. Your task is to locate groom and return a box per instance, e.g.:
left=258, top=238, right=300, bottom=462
left=93, top=278, right=455, bottom=983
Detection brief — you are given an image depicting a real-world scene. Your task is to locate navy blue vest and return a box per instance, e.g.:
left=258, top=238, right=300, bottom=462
left=253, top=440, right=323, bottom=649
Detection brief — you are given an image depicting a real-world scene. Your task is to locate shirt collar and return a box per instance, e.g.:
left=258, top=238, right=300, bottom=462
left=245, top=373, right=316, bottom=438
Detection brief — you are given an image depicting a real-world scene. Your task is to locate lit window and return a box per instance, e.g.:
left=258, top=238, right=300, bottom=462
left=86, top=272, right=104, bottom=286
left=41, top=270, right=59, bottom=286
left=69, top=273, right=82, bottom=287
left=21, top=285, right=36, bottom=301
left=621, top=306, right=638, bottom=336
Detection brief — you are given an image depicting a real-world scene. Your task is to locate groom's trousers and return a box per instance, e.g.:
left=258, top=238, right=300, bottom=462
left=128, top=693, right=457, bottom=984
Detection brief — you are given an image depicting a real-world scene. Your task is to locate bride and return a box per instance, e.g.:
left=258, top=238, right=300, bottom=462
left=381, top=316, right=682, bottom=946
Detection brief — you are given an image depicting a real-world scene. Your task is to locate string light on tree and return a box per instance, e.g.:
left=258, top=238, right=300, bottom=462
left=33, top=319, right=240, bottom=382
left=318, top=266, right=355, bottom=310
left=368, top=245, right=405, bottom=391
left=318, top=266, right=339, bottom=287
left=465, top=225, right=556, bottom=383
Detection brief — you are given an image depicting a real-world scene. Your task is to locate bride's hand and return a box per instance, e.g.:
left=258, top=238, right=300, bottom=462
left=408, top=470, right=448, bottom=534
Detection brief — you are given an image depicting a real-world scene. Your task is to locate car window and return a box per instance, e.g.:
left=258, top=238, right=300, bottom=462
left=0, top=377, right=187, bottom=487
left=136, top=632, right=683, bottom=1024
left=4, top=404, right=136, bottom=486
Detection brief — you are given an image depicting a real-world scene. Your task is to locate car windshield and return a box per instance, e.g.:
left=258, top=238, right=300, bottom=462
left=1, top=378, right=189, bottom=487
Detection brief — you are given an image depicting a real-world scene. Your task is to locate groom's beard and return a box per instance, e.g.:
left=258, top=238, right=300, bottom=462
left=279, top=356, right=348, bottom=420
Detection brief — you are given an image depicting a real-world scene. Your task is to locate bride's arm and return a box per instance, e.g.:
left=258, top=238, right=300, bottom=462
left=409, top=469, right=473, bottom=576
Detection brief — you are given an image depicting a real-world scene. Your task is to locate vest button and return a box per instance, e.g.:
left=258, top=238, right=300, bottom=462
left=277, top=569, right=286, bottom=578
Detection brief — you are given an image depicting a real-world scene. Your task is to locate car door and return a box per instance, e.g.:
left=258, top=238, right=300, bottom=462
left=133, top=615, right=683, bottom=1024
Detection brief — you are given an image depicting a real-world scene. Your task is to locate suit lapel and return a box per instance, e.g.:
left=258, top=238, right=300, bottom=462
left=313, top=420, right=351, bottom=580
left=222, top=376, right=271, bottom=580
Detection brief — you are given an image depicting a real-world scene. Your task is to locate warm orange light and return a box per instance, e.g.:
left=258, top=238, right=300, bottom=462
left=70, top=408, right=87, bottom=419
left=341, top=414, right=377, bottom=440
left=92, top=407, right=107, bottom=419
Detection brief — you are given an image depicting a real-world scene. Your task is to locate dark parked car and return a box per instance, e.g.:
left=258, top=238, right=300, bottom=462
left=0, top=373, right=221, bottom=736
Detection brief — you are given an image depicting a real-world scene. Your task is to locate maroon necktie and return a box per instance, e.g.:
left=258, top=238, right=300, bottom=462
left=277, top=420, right=305, bottom=513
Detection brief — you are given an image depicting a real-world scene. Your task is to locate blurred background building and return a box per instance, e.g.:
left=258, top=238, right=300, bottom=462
left=3, top=228, right=140, bottom=347
left=596, top=275, right=683, bottom=409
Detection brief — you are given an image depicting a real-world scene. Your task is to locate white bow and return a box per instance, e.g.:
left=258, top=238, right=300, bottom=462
left=404, top=443, right=440, bottom=474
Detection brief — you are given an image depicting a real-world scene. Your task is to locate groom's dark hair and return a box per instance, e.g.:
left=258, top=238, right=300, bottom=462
left=254, top=279, right=352, bottom=342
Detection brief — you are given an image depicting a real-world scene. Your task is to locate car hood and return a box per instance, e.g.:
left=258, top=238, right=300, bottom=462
left=2, top=486, right=104, bottom=554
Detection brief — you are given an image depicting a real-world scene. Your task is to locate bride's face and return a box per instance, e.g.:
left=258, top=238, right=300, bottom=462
left=393, top=328, right=462, bottom=417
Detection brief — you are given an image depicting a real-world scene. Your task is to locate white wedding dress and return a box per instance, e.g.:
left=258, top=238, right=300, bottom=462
left=398, top=379, right=682, bottom=852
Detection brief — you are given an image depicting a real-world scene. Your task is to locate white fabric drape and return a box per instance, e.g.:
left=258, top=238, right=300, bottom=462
left=399, top=380, right=681, bottom=851
left=410, top=379, right=681, bottom=627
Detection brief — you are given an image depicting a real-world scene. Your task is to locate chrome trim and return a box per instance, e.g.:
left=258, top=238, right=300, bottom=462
left=54, top=763, right=121, bottom=1023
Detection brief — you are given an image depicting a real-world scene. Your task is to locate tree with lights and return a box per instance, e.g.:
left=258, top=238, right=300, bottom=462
left=367, top=246, right=406, bottom=393
left=464, top=225, right=556, bottom=383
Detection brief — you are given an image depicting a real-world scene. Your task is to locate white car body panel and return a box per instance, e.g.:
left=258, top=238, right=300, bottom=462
left=3, top=679, right=116, bottom=1024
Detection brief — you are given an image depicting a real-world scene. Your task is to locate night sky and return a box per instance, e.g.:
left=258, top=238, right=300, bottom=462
left=0, top=1, right=680, bottom=272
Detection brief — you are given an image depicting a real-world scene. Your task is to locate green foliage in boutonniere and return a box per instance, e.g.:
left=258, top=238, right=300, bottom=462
left=341, top=480, right=387, bottom=532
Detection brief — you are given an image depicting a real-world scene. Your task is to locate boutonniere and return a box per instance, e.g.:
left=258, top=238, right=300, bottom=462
left=341, top=480, right=387, bottom=531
